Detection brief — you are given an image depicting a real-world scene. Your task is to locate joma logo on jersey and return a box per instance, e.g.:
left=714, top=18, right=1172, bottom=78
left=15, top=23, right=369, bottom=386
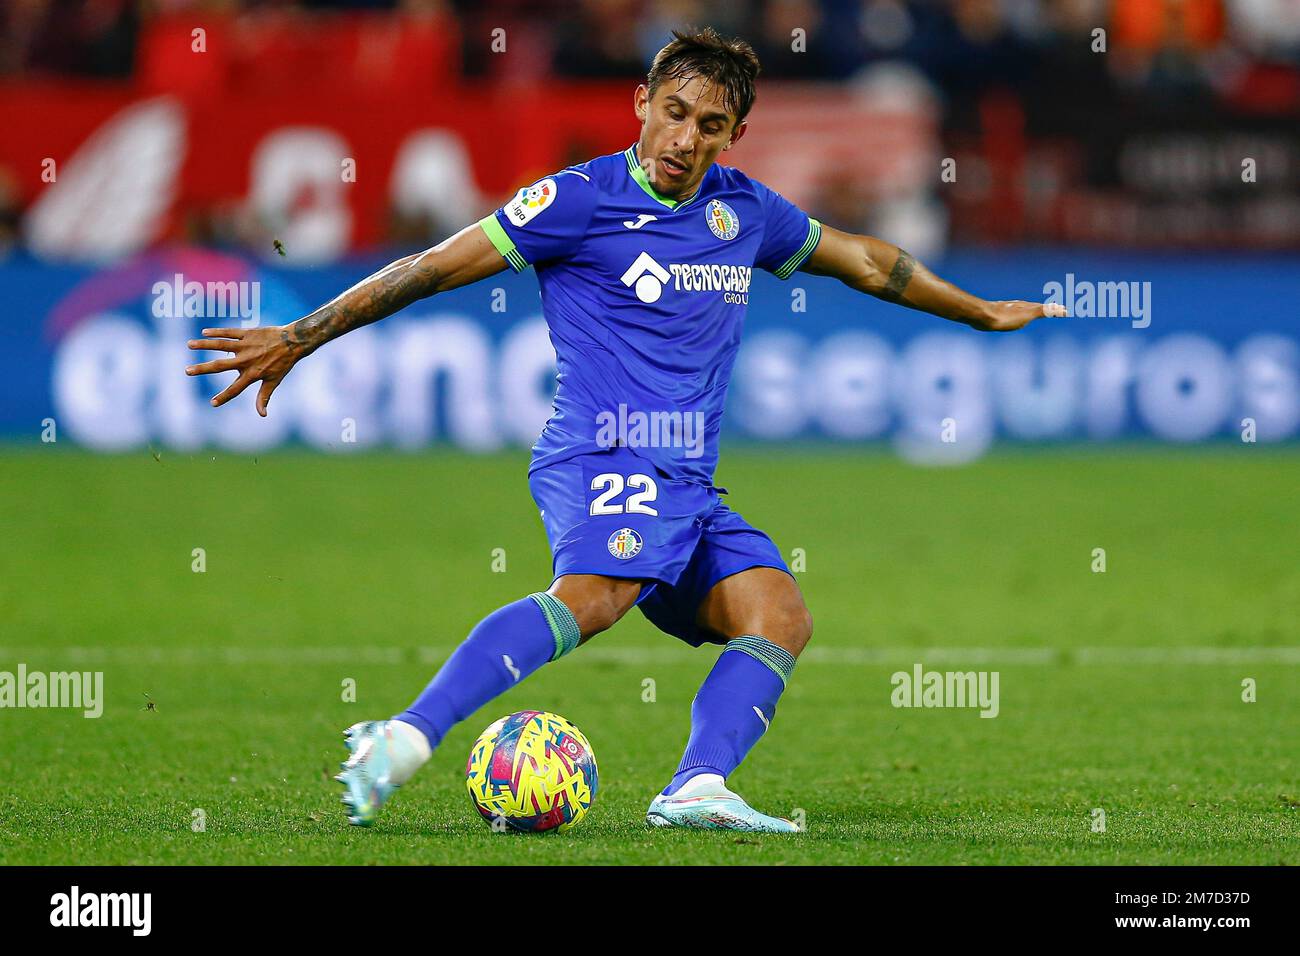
left=621, top=252, right=751, bottom=305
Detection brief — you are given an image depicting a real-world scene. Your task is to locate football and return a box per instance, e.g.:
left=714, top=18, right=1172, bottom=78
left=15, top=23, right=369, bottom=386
left=466, top=710, right=598, bottom=832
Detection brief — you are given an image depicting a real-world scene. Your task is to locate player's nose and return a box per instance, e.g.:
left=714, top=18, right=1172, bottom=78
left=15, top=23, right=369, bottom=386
left=673, top=123, right=699, bottom=152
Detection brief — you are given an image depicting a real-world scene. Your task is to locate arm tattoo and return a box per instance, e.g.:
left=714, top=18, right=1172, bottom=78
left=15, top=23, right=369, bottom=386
left=879, top=250, right=917, bottom=304
left=282, top=256, right=439, bottom=354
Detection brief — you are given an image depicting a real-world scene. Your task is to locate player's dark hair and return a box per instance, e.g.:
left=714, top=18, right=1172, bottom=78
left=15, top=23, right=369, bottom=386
left=646, top=27, right=761, bottom=124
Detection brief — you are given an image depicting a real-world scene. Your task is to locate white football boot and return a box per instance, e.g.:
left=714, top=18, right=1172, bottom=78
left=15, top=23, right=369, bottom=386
left=336, top=719, right=429, bottom=827
left=646, top=773, right=799, bottom=833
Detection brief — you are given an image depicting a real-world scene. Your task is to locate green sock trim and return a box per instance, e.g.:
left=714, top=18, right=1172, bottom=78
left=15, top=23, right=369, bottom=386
left=724, top=635, right=797, bottom=686
left=529, top=592, right=582, bottom=661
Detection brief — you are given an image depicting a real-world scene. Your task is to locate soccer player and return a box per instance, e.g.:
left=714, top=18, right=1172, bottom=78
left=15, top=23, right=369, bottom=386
left=187, top=29, right=1062, bottom=832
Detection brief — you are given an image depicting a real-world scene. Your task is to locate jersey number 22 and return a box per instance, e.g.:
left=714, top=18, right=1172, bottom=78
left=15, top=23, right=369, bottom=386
left=589, top=473, right=658, bottom=517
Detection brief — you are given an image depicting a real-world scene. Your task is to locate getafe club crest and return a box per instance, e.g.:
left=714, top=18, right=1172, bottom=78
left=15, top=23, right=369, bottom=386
left=607, top=527, right=643, bottom=560
left=706, top=199, right=740, bottom=241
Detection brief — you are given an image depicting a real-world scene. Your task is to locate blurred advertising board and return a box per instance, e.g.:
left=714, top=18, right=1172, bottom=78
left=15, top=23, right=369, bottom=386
left=3, top=249, right=1297, bottom=462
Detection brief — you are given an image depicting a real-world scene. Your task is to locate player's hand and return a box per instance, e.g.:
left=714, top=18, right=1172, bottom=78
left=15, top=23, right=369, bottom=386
left=979, top=300, right=1068, bottom=332
left=185, top=326, right=299, bottom=416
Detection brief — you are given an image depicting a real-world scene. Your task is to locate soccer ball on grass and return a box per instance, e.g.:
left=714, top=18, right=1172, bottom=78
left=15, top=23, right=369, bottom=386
left=466, top=710, right=598, bottom=832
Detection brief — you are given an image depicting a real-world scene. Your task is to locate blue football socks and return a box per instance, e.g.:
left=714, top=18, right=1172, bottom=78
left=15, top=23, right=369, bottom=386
left=395, top=592, right=581, bottom=750
left=664, top=635, right=797, bottom=795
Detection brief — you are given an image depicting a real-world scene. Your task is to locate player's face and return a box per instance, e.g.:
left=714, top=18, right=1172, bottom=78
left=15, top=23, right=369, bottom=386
left=634, top=74, right=747, bottom=199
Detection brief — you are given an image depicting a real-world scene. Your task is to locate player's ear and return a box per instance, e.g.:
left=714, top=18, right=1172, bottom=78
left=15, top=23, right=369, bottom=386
left=723, top=120, right=747, bottom=151
left=634, top=84, right=649, bottom=124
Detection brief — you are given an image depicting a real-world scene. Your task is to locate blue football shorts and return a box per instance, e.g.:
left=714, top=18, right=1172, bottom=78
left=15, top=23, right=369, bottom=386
left=527, top=446, right=791, bottom=647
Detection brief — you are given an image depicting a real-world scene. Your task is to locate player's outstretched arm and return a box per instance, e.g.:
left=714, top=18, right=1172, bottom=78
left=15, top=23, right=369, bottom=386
left=802, top=223, right=1065, bottom=332
left=186, top=223, right=507, bottom=415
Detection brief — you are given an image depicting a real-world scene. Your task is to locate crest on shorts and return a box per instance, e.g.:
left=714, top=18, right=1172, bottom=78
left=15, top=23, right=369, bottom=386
left=607, top=528, right=643, bottom=560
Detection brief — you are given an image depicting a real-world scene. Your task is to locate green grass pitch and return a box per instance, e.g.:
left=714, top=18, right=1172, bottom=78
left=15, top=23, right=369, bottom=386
left=1, top=446, right=1297, bottom=865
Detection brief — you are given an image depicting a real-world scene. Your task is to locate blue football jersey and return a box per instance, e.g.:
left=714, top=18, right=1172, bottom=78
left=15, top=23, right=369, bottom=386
left=478, top=144, right=822, bottom=485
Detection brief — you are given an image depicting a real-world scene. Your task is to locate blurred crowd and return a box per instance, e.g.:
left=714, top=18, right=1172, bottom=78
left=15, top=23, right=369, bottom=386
left=2, top=1, right=1297, bottom=258
left=3, top=1, right=1300, bottom=115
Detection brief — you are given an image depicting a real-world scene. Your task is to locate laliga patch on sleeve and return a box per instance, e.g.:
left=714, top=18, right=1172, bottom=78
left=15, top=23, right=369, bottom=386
left=505, top=178, right=558, bottom=227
